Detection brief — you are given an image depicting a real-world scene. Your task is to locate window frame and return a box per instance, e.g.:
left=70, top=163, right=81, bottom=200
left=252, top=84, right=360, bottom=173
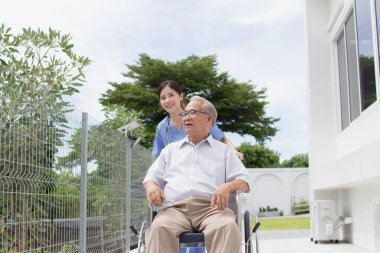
left=334, top=0, right=380, bottom=131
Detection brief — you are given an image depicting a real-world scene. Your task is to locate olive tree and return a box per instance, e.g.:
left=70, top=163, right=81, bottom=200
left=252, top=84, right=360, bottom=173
left=0, top=23, right=90, bottom=251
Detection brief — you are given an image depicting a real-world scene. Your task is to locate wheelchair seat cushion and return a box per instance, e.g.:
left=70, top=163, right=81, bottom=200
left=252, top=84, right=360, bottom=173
left=179, top=232, right=205, bottom=243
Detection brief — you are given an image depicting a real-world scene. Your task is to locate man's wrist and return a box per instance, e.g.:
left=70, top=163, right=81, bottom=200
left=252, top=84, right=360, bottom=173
left=224, top=182, right=235, bottom=193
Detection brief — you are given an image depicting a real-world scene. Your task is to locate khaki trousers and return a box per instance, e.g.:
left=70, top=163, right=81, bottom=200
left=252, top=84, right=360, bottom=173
left=145, top=197, right=241, bottom=253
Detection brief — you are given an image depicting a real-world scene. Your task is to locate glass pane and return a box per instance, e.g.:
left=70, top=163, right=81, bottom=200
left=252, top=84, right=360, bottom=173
left=356, top=0, right=377, bottom=110
left=345, top=11, right=361, bottom=121
left=337, top=32, right=350, bottom=130
left=377, top=0, right=380, bottom=50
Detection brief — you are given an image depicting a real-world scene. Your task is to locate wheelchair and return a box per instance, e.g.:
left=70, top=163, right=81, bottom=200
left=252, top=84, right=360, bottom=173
left=130, top=192, right=260, bottom=253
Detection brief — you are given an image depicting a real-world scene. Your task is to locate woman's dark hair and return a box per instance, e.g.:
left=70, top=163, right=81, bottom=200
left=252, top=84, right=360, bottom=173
left=158, top=80, right=186, bottom=109
left=157, top=80, right=183, bottom=97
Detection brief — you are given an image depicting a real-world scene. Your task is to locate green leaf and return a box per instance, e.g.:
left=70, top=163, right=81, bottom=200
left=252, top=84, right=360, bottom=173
left=0, top=58, right=7, bottom=66
left=1, top=25, right=91, bottom=108
left=69, top=82, right=83, bottom=87
left=8, top=47, right=18, bottom=53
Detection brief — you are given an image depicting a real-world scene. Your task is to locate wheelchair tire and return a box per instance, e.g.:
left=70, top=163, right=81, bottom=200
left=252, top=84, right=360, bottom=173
left=244, top=210, right=251, bottom=253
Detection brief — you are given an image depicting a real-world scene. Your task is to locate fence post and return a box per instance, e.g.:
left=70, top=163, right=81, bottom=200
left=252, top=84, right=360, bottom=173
left=80, top=112, right=88, bottom=253
left=117, top=122, right=139, bottom=253
left=125, top=137, right=132, bottom=253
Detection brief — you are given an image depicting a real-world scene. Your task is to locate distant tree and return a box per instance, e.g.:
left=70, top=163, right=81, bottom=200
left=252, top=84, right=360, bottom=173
left=237, top=142, right=280, bottom=168
left=0, top=24, right=90, bottom=251
left=102, top=104, right=147, bottom=140
left=281, top=153, right=309, bottom=168
left=100, top=53, right=279, bottom=146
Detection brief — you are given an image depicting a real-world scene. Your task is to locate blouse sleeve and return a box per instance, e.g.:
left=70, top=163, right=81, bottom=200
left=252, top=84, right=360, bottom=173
left=210, top=124, right=225, bottom=141
left=152, top=125, right=165, bottom=159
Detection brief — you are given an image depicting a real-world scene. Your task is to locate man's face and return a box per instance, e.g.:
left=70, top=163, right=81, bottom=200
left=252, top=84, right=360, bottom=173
left=182, top=101, right=212, bottom=139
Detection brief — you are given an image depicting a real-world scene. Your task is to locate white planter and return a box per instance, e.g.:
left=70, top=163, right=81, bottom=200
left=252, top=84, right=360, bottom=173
left=258, top=211, right=282, bottom=217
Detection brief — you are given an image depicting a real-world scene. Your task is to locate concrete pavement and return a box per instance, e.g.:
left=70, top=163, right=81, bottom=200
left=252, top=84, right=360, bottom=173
left=253, top=229, right=372, bottom=253
left=259, top=237, right=372, bottom=253
left=131, top=229, right=373, bottom=253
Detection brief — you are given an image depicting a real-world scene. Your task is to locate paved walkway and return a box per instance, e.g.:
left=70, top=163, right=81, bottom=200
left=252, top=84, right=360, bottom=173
left=254, top=229, right=372, bottom=253
left=258, top=229, right=310, bottom=240
left=131, top=229, right=373, bottom=253
left=259, top=237, right=372, bottom=253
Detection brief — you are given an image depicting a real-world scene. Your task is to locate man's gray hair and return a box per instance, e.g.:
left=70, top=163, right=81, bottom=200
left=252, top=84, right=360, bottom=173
left=189, top=95, right=217, bottom=125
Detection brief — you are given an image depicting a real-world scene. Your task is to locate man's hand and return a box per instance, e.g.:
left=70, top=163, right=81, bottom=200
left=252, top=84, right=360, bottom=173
left=211, top=183, right=232, bottom=211
left=145, top=181, right=165, bottom=207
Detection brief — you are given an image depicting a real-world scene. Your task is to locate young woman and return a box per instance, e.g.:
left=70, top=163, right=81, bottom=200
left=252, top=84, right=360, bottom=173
left=152, top=80, right=243, bottom=160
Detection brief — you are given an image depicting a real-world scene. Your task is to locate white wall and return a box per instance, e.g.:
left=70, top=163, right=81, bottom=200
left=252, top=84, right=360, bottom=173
left=304, top=0, right=338, bottom=173
left=349, top=184, right=378, bottom=249
left=242, top=168, right=309, bottom=217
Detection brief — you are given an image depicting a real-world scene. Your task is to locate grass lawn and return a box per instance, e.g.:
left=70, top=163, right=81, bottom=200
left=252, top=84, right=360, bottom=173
left=252, top=217, right=310, bottom=230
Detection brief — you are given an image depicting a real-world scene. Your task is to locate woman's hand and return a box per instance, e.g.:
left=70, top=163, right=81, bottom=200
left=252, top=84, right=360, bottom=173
left=236, top=151, right=244, bottom=160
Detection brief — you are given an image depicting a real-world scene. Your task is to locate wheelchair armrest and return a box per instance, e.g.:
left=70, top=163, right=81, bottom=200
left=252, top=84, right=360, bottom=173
left=148, top=203, right=158, bottom=227
left=234, top=191, right=243, bottom=232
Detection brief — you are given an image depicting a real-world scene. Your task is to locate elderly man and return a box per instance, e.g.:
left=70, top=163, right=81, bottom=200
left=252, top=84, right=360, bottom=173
left=143, top=95, right=250, bottom=253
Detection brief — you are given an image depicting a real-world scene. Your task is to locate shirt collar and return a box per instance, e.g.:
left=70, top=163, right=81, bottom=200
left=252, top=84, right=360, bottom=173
left=179, top=134, right=214, bottom=149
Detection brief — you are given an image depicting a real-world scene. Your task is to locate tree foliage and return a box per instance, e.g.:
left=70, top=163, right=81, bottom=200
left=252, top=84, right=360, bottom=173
left=102, top=104, right=148, bottom=142
left=237, top=142, right=280, bottom=168
left=281, top=153, right=309, bottom=168
left=0, top=23, right=90, bottom=251
left=0, top=24, right=91, bottom=108
left=237, top=140, right=309, bottom=168
left=100, top=53, right=279, bottom=146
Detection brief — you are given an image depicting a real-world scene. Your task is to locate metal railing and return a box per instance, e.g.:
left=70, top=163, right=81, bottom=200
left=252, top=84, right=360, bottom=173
left=0, top=104, right=150, bottom=253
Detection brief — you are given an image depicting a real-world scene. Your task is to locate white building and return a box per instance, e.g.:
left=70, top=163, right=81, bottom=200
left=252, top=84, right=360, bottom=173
left=304, top=0, right=380, bottom=251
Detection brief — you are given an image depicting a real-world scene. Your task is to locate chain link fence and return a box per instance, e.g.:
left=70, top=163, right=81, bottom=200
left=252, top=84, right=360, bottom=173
left=0, top=104, right=150, bottom=253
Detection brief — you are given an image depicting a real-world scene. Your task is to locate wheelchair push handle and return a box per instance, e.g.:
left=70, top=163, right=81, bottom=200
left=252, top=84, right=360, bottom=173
left=252, top=221, right=261, bottom=233
left=130, top=225, right=139, bottom=236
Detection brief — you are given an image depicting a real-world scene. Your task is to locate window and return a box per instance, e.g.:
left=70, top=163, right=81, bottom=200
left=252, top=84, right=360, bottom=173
left=346, top=11, right=361, bottom=122
left=376, top=0, right=380, bottom=63
left=337, top=33, right=350, bottom=129
left=337, top=11, right=361, bottom=129
left=337, top=0, right=378, bottom=130
left=355, top=0, right=376, bottom=110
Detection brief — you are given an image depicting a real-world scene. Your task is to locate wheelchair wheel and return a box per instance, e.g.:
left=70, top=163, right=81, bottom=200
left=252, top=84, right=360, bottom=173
left=244, top=210, right=251, bottom=253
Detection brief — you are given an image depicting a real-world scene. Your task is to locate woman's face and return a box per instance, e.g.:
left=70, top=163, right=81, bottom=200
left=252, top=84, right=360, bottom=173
left=159, top=86, right=184, bottom=114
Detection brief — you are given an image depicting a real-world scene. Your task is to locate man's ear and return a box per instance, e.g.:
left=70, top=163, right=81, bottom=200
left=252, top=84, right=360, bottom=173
left=208, top=114, right=214, bottom=123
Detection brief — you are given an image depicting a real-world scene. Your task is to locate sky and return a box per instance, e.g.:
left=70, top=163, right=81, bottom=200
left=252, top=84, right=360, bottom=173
left=1, top=0, right=308, bottom=161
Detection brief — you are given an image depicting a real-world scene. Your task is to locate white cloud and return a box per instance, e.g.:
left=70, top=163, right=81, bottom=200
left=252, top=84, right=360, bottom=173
left=232, top=0, right=304, bottom=26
